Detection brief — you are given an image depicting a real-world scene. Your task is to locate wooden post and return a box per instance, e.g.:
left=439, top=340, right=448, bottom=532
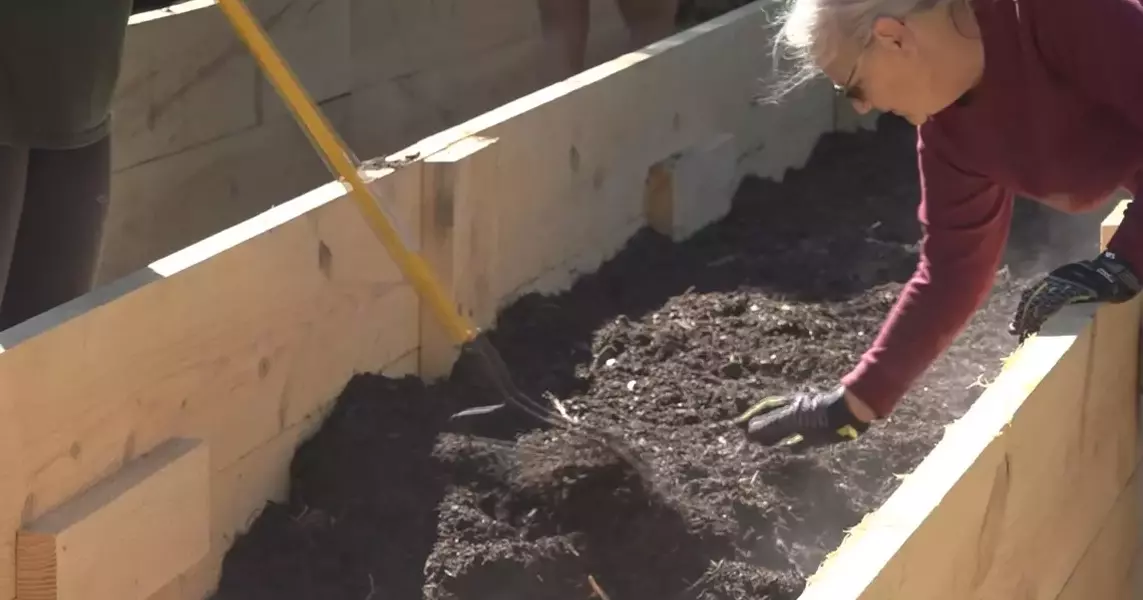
left=419, top=136, right=500, bottom=381
left=642, top=132, right=736, bottom=242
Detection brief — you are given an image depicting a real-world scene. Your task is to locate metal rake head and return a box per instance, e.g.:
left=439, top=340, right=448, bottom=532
left=450, top=333, right=656, bottom=483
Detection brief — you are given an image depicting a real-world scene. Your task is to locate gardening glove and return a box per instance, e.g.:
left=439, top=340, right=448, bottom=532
left=1008, top=250, right=1142, bottom=342
left=732, top=386, right=869, bottom=448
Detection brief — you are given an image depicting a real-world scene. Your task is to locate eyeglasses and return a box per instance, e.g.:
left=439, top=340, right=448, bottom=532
left=832, top=16, right=906, bottom=103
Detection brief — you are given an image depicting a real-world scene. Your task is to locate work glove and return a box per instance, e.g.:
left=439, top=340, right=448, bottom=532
left=732, top=386, right=869, bottom=449
left=1008, top=250, right=1142, bottom=342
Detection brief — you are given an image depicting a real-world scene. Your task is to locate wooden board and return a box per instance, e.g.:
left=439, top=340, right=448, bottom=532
left=799, top=199, right=1142, bottom=600
left=1054, top=466, right=1140, bottom=600
left=15, top=438, right=209, bottom=600
left=419, top=135, right=500, bottom=379
left=643, top=132, right=738, bottom=242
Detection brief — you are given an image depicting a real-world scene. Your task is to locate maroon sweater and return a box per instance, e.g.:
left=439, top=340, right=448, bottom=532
left=841, top=0, right=1143, bottom=416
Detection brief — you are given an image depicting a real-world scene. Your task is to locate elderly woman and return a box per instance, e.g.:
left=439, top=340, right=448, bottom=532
left=737, top=0, right=1143, bottom=447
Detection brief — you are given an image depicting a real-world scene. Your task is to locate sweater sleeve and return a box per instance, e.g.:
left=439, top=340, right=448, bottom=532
left=1027, top=0, right=1143, bottom=270
left=841, top=130, right=1013, bottom=417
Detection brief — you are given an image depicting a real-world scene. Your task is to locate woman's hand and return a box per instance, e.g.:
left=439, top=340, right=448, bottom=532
left=733, top=386, right=873, bottom=449
left=1009, top=249, right=1141, bottom=341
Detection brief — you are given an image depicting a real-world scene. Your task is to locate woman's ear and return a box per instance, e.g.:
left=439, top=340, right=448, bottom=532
left=870, top=15, right=908, bottom=49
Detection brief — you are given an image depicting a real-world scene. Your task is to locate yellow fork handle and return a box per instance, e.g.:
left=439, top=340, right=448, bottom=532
left=214, top=0, right=476, bottom=345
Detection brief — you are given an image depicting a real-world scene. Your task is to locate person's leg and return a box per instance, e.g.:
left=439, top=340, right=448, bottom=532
left=536, top=0, right=591, bottom=81
left=615, top=0, right=679, bottom=48
left=0, top=146, right=30, bottom=314
left=0, top=134, right=110, bottom=329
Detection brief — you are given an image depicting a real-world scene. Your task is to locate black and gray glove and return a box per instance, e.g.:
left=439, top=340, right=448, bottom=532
left=1008, top=250, right=1141, bottom=342
left=732, top=387, right=869, bottom=449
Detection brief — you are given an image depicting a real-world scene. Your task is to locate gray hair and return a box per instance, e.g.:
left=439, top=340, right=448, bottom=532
left=760, top=0, right=961, bottom=103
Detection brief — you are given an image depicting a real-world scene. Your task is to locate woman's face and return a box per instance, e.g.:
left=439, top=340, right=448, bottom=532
left=826, top=14, right=976, bottom=125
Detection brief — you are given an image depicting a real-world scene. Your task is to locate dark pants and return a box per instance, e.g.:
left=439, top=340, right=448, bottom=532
left=536, top=0, right=679, bottom=78
left=0, top=134, right=109, bottom=329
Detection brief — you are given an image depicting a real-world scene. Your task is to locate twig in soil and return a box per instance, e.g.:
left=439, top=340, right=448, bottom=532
left=462, top=432, right=608, bottom=469
left=675, top=559, right=724, bottom=599
left=543, top=391, right=578, bottom=423
left=588, top=575, right=613, bottom=600
left=244, top=506, right=266, bottom=530
left=591, top=343, right=620, bottom=370
left=461, top=435, right=519, bottom=449
left=364, top=574, right=375, bottom=600
left=967, top=373, right=993, bottom=389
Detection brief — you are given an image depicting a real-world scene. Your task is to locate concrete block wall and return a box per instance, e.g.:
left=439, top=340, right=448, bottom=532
left=99, top=0, right=632, bottom=284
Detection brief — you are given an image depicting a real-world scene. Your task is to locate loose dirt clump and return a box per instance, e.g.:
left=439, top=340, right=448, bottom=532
left=213, top=116, right=1079, bottom=599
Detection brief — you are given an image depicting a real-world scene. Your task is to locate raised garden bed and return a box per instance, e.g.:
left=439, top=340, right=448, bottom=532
left=1, top=1, right=1132, bottom=597
left=208, top=116, right=1067, bottom=599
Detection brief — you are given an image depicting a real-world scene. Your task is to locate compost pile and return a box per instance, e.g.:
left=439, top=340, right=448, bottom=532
left=213, top=117, right=1070, bottom=599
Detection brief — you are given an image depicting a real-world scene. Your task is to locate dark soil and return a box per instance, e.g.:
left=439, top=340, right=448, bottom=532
left=211, top=115, right=1083, bottom=599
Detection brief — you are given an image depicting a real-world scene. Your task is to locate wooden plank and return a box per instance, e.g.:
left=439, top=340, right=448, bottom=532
left=799, top=200, right=1141, bottom=599
left=643, top=132, right=737, bottom=242
left=419, top=136, right=499, bottom=379
left=0, top=386, right=26, bottom=600
left=111, top=0, right=564, bottom=281
left=101, top=95, right=354, bottom=284
left=115, top=0, right=349, bottom=172
left=1101, top=198, right=1131, bottom=247
left=0, top=164, right=421, bottom=597
left=450, top=138, right=502, bottom=334
left=1054, top=466, right=1140, bottom=600
left=15, top=438, right=209, bottom=600
left=252, top=0, right=352, bottom=122
left=1134, top=536, right=1143, bottom=598
left=348, top=35, right=547, bottom=161
left=114, top=1, right=257, bottom=172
